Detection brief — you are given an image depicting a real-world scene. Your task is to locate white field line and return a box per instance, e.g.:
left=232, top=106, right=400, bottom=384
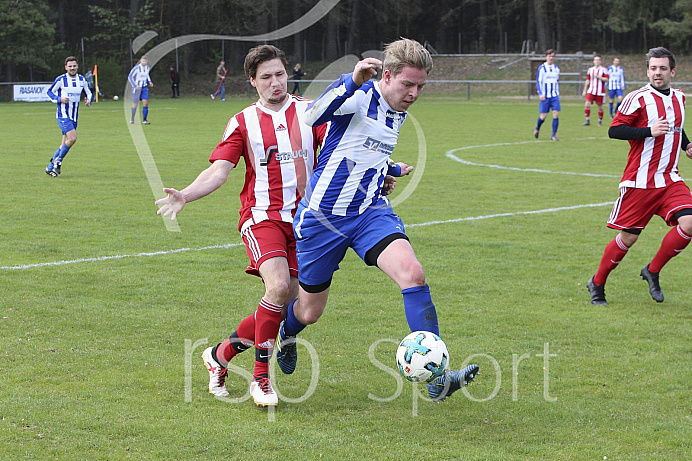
left=0, top=243, right=243, bottom=270
left=1, top=203, right=613, bottom=270
left=446, top=138, right=620, bottom=178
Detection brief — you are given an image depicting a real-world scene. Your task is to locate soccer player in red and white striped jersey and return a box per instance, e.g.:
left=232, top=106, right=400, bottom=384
left=156, top=45, right=326, bottom=406
left=587, top=47, right=692, bottom=305
left=582, top=55, right=609, bottom=126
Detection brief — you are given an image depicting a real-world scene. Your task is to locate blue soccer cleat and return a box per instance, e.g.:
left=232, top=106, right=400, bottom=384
left=276, top=320, right=298, bottom=374
left=427, top=364, right=479, bottom=402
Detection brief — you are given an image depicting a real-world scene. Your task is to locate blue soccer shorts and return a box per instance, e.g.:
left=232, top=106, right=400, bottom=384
left=132, top=86, right=149, bottom=103
left=57, top=118, right=77, bottom=135
left=539, top=96, right=561, bottom=113
left=293, top=201, right=408, bottom=288
left=609, top=89, right=624, bottom=99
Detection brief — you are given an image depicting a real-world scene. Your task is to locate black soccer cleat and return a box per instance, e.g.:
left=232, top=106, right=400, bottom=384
left=534, top=129, right=540, bottom=139
left=427, top=364, right=479, bottom=402
left=587, top=276, right=608, bottom=305
left=640, top=264, right=664, bottom=302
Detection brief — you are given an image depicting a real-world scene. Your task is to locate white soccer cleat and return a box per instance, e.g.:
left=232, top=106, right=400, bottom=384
left=250, top=377, right=278, bottom=407
left=201, top=347, right=229, bottom=397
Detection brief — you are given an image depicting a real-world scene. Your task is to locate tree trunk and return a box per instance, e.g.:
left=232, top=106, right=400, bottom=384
left=532, top=0, right=550, bottom=53
left=347, top=0, right=360, bottom=56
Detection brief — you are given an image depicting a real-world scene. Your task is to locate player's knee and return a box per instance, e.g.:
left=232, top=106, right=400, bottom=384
left=399, top=259, right=426, bottom=288
left=264, top=279, right=291, bottom=305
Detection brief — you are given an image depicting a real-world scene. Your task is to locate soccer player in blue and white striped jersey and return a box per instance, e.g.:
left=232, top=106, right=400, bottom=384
left=607, top=57, right=626, bottom=117
left=276, top=38, right=479, bottom=401
left=534, top=49, right=561, bottom=141
left=45, top=56, right=92, bottom=177
left=128, top=56, right=153, bottom=124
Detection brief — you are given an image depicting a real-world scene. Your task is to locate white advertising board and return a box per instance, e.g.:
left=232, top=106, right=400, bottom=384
left=13, top=84, right=52, bottom=102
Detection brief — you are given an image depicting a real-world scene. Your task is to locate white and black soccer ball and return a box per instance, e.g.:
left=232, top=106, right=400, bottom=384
left=113, top=95, right=119, bottom=101
left=396, top=330, right=449, bottom=383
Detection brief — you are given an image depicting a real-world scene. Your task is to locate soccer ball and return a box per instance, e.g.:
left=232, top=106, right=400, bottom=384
left=396, top=331, right=449, bottom=383
left=113, top=95, right=119, bottom=101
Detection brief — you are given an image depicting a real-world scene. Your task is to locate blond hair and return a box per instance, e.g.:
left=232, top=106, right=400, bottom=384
left=383, top=38, right=433, bottom=76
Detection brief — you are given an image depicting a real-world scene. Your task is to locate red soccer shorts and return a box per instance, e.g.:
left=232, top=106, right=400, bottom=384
left=585, top=93, right=605, bottom=105
left=607, top=181, right=692, bottom=230
left=241, top=220, right=298, bottom=278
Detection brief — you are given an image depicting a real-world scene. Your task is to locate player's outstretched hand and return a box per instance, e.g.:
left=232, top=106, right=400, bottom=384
left=650, top=116, right=669, bottom=137
left=397, top=162, right=414, bottom=176
left=352, top=58, right=382, bottom=86
left=155, top=187, right=186, bottom=220
left=686, top=142, right=692, bottom=159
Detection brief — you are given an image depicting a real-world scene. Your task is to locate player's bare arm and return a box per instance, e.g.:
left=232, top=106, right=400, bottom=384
left=156, top=159, right=235, bottom=220
left=352, top=58, right=382, bottom=86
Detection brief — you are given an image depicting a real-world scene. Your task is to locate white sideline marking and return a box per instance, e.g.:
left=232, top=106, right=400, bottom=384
left=0, top=243, right=243, bottom=270
left=1, top=203, right=613, bottom=270
left=446, top=138, right=620, bottom=178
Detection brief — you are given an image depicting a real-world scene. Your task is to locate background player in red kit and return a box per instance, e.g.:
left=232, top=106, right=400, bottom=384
left=582, top=55, right=609, bottom=126
left=156, top=45, right=326, bottom=406
left=588, top=47, right=692, bottom=305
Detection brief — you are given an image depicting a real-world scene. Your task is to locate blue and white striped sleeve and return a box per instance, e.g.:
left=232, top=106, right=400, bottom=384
left=82, top=76, right=93, bottom=102
left=536, top=65, right=544, bottom=96
left=128, top=66, right=138, bottom=87
left=47, top=76, right=62, bottom=103
left=304, top=73, right=360, bottom=127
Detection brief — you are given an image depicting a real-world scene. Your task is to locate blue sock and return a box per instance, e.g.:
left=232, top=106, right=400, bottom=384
left=615, top=102, right=620, bottom=115
left=552, top=118, right=559, bottom=137
left=131, top=107, right=136, bottom=121
left=536, top=117, right=544, bottom=131
left=281, top=298, right=307, bottom=338
left=51, top=147, right=61, bottom=162
left=402, top=284, right=439, bottom=335
left=609, top=103, right=613, bottom=117
left=143, top=106, right=149, bottom=121
left=57, top=144, right=70, bottom=162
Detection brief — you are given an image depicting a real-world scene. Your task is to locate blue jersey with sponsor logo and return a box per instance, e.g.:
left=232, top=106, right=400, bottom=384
left=46, top=73, right=92, bottom=122
left=607, top=65, right=625, bottom=90
left=128, top=64, right=152, bottom=91
left=303, top=74, right=405, bottom=216
left=536, top=63, right=560, bottom=98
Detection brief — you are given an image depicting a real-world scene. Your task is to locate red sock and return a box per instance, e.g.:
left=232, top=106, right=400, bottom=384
left=253, top=298, right=283, bottom=378
left=598, top=109, right=604, bottom=122
left=594, top=234, right=630, bottom=286
left=649, top=225, right=692, bottom=273
left=585, top=107, right=591, bottom=121
left=214, top=313, right=255, bottom=366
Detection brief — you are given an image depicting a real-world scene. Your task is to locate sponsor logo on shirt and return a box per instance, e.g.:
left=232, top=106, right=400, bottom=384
left=276, top=123, right=287, bottom=131
left=363, top=136, right=395, bottom=155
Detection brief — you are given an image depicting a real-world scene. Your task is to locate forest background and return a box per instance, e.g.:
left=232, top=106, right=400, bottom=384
left=3, top=0, right=692, bottom=97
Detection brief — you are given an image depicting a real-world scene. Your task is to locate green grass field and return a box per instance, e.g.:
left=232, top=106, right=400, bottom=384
left=1, top=94, right=690, bottom=460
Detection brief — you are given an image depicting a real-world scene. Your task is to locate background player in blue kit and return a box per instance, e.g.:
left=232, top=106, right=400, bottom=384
left=129, top=56, right=153, bottom=124
left=45, top=56, right=92, bottom=177
left=534, top=49, right=560, bottom=141
left=608, top=57, right=626, bottom=117
left=276, top=38, right=479, bottom=401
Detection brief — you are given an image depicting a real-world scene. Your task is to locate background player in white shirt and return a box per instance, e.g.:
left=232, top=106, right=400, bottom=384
left=608, top=57, right=626, bottom=117
left=534, top=49, right=561, bottom=141
left=587, top=47, right=692, bottom=305
left=582, top=55, right=609, bottom=126
left=156, top=45, right=326, bottom=407
left=276, top=38, right=479, bottom=402
left=128, top=56, right=153, bottom=124
left=45, top=56, right=92, bottom=177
